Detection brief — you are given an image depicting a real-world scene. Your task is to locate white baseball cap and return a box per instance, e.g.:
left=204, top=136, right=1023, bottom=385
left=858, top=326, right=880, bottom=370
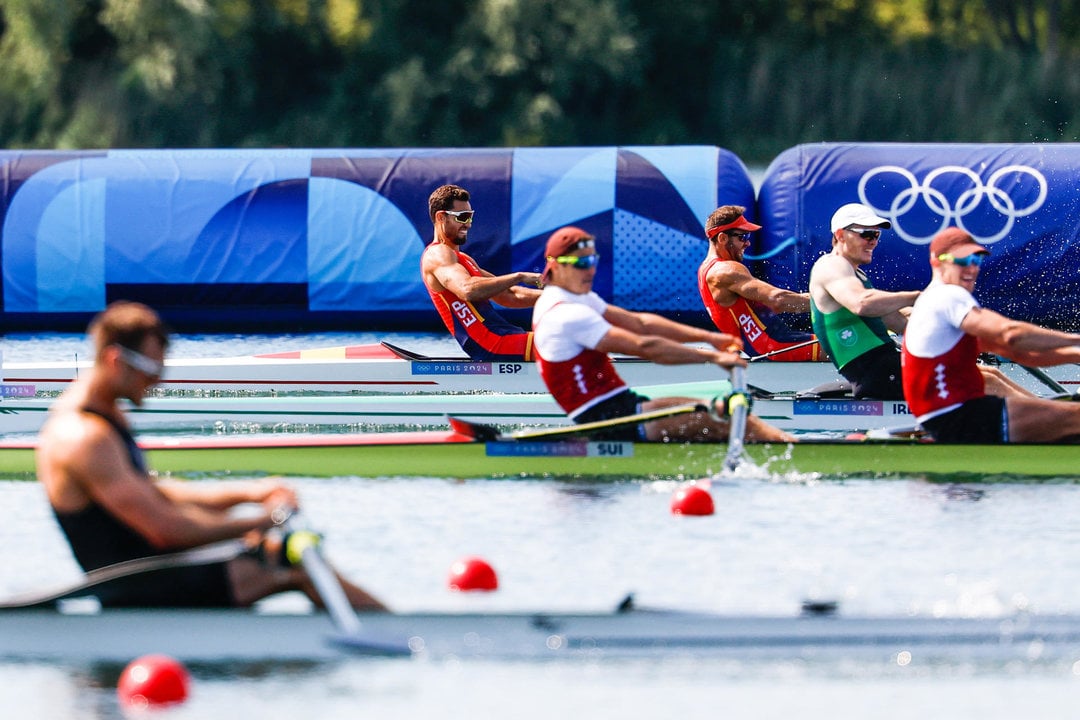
left=830, top=203, right=891, bottom=234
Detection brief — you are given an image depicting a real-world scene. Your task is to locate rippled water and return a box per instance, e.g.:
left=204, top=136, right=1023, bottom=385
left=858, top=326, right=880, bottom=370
left=2, top=333, right=1079, bottom=718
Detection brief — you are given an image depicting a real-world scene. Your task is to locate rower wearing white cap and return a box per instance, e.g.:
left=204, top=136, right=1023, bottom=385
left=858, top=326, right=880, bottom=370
left=808, top=203, right=920, bottom=398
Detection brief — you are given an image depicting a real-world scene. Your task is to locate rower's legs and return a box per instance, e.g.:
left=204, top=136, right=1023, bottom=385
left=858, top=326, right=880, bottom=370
left=224, top=556, right=389, bottom=611
left=1004, top=396, right=1080, bottom=442
left=640, top=397, right=794, bottom=443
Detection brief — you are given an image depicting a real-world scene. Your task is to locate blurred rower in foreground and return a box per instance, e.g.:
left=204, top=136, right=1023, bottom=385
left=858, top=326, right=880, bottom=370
left=902, top=228, right=1080, bottom=443
left=532, top=226, right=793, bottom=443
left=36, top=301, right=388, bottom=610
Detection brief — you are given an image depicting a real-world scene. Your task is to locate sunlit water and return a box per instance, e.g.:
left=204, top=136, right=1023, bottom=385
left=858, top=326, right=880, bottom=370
left=2, top=333, right=1079, bottom=718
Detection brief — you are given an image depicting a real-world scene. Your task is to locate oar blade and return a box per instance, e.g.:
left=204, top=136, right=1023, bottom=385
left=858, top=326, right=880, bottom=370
left=329, top=631, right=413, bottom=657
left=447, top=416, right=501, bottom=441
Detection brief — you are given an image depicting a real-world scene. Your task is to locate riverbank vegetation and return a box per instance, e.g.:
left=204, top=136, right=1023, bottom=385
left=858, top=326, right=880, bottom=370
left=0, top=0, right=1077, bottom=162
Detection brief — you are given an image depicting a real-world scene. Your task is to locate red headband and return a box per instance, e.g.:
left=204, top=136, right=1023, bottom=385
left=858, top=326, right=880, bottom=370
left=705, top=216, right=759, bottom=239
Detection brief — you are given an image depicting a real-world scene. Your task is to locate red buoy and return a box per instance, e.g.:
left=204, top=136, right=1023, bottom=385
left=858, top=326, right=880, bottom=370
left=117, top=654, right=191, bottom=708
left=448, top=556, right=499, bottom=591
left=671, top=485, right=715, bottom=516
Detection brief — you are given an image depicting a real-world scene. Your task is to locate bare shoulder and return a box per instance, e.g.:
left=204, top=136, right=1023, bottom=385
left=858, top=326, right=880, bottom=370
left=810, top=254, right=852, bottom=283
left=708, top=260, right=753, bottom=283
left=421, top=242, right=457, bottom=269
left=37, top=409, right=128, bottom=509
left=38, top=410, right=116, bottom=469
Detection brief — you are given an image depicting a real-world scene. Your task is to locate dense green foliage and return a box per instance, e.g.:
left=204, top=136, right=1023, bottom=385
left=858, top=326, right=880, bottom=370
left=1, top=0, right=1079, bottom=162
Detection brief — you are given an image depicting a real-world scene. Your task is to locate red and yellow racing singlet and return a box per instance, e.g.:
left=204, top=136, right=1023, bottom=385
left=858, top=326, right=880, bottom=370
left=423, top=243, right=534, bottom=361
left=697, top=258, right=819, bottom=361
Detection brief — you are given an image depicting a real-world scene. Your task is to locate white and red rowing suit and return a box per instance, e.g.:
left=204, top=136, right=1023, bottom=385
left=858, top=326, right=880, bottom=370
left=532, top=286, right=627, bottom=418
left=901, top=281, right=986, bottom=423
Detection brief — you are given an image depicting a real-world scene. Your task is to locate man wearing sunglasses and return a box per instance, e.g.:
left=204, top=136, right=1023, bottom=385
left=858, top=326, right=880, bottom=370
left=901, top=228, right=1080, bottom=443
left=809, top=203, right=922, bottom=398
left=422, top=184, right=543, bottom=361
left=36, top=301, right=388, bottom=610
left=532, top=226, right=792, bottom=443
left=698, top=204, right=821, bottom=361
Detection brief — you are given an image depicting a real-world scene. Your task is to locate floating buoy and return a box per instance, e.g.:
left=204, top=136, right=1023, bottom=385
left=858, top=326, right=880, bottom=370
left=448, top=556, right=498, bottom=591
left=670, top=485, right=714, bottom=516
left=117, top=654, right=191, bottom=708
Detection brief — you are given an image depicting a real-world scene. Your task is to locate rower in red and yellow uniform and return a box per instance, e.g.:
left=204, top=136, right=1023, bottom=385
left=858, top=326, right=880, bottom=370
left=422, top=184, right=542, bottom=361
left=697, top=205, right=821, bottom=362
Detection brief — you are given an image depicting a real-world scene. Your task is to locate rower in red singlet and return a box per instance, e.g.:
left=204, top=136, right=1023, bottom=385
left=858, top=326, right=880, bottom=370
left=698, top=205, right=821, bottom=361
left=532, top=226, right=794, bottom=443
left=421, top=184, right=542, bottom=361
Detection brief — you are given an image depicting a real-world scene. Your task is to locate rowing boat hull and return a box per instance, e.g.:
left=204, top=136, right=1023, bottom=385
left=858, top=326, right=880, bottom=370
left=3, top=606, right=1078, bottom=663
left=0, top=431, right=1077, bottom=479
left=0, top=382, right=917, bottom=435
left=0, top=341, right=853, bottom=395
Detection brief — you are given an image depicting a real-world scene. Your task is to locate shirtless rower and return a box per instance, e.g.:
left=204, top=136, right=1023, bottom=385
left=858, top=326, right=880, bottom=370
left=36, top=301, right=387, bottom=609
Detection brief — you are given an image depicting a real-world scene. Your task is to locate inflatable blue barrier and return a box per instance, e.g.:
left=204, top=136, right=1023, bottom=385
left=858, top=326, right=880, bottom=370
left=756, top=142, right=1080, bottom=331
left=0, top=147, right=753, bottom=331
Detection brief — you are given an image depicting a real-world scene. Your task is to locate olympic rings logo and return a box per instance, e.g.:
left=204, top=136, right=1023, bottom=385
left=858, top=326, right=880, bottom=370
left=856, top=165, right=1047, bottom=245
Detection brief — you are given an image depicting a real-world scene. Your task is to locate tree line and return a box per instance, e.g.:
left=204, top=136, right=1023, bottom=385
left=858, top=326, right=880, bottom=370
left=1, top=0, right=1079, bottom=163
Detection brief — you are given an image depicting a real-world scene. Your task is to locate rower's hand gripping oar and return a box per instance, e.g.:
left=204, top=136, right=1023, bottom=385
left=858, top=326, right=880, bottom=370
left=280, top=512, right=411, bottom=656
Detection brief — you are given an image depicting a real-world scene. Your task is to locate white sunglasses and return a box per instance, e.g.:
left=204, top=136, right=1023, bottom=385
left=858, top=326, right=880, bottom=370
left=116, top=346, right=165, bottom=378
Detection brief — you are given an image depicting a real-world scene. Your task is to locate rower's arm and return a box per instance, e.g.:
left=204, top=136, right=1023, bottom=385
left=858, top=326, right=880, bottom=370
left=710, top=264, right=810, bottom=313
left=424, top=245, right=541, bottom=306
left=157, top=479, right=297, bottom=514
left=603, top=305, right=742, bottom=353
left=962, top=306, right=1080, bottom=365
left=594, top=323, right=744, bottom=369
left=823, top=275, right=918, bottom=318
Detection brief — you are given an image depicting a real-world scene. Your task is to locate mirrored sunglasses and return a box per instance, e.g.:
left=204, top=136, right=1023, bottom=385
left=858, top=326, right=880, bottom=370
left=443, top=210, right=475, bottom=224
left=553, top=254, right=601, bottom=270
left=937, top=252, right=986, bottom=267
